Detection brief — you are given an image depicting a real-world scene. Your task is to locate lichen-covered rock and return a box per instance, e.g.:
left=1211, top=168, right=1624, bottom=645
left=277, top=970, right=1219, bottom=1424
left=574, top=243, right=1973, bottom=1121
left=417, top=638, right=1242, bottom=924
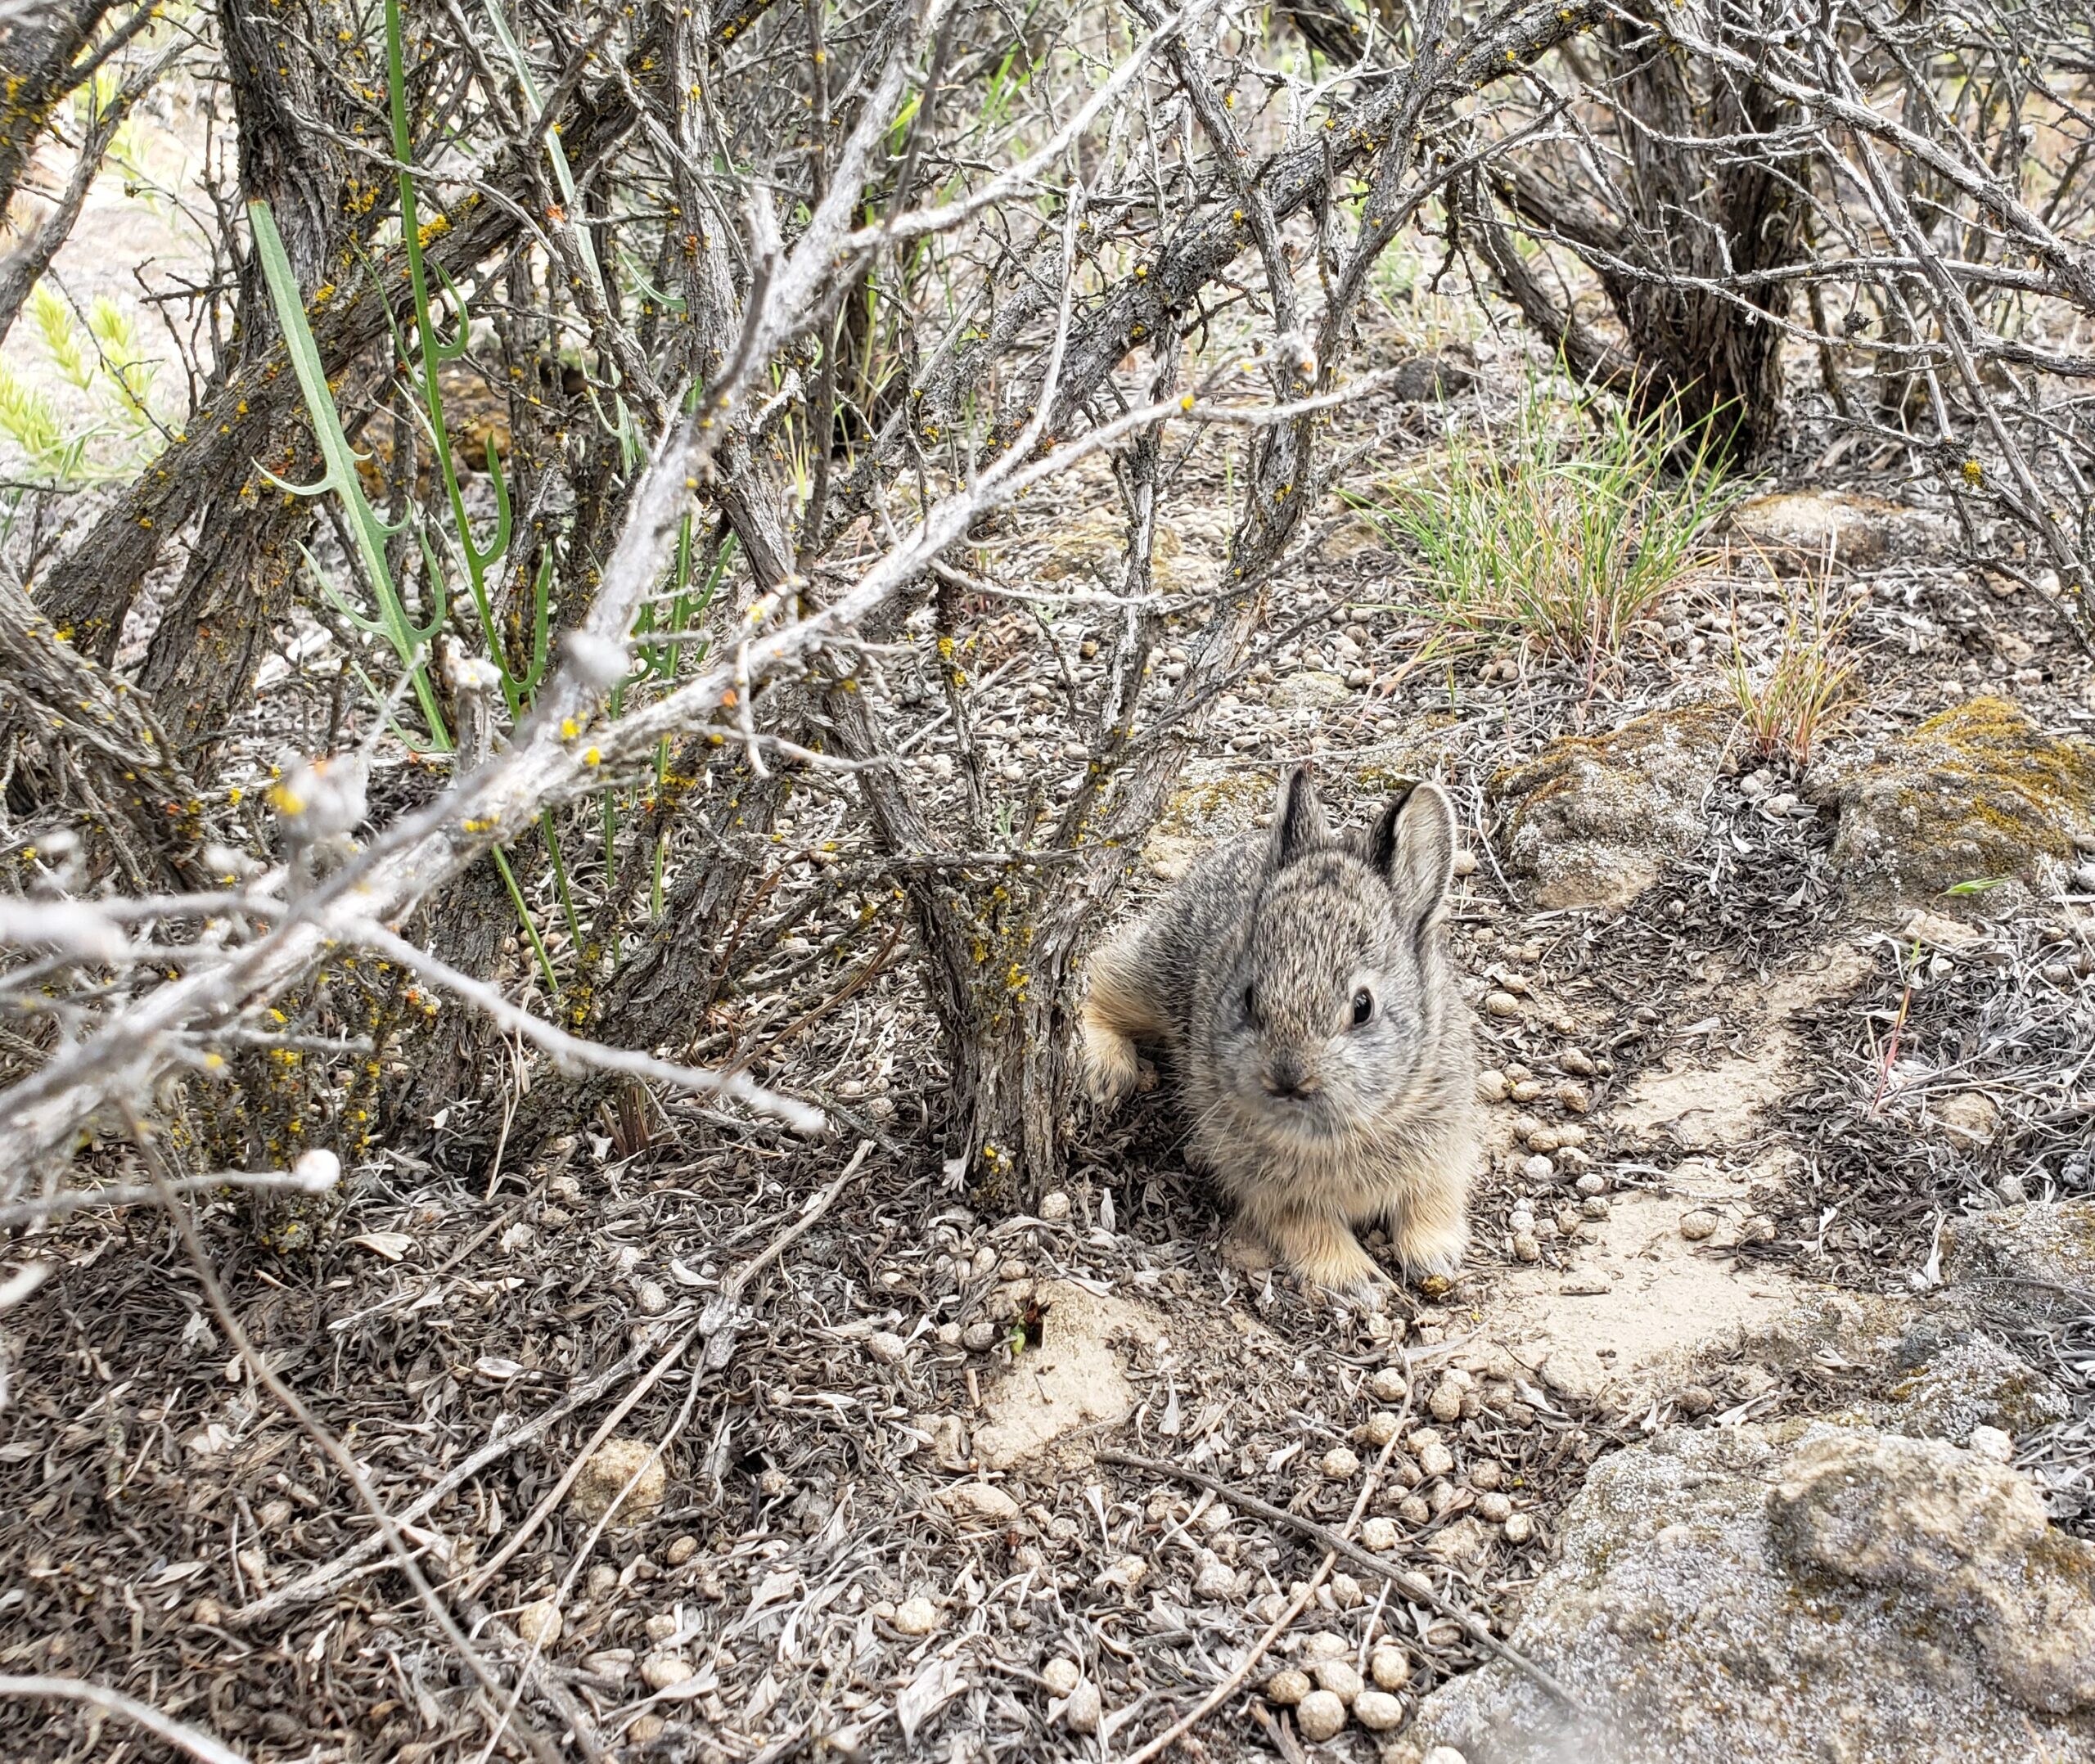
left=1036, top=503, right=1205, bottom=595
left=1943, top=1199, right=2095, bottom=1294
left=1768, top=1432, right=2095, bottom=1716
left=1808, top=698, right=2095, bottom=907
left=1878, top=1334, right=2070, bottom=1447
left=1730, top=490, right=1953, bottom=573
left=1490, top=704, right=1731, bottom=910
left=1405, top=1424, right=2095, bottom=1764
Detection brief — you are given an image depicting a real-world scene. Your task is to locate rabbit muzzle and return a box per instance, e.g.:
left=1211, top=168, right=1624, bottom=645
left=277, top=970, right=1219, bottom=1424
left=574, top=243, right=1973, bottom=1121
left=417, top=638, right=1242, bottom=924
left=1259, top=1050, right=1322, bottom=1100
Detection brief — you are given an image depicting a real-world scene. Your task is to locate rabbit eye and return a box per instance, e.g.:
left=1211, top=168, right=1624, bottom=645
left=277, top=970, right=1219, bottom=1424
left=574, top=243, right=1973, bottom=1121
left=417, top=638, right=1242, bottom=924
left=1241, top=985, right=1257, bottom=1021
left=1351, top=988, right=1374, bottom=1027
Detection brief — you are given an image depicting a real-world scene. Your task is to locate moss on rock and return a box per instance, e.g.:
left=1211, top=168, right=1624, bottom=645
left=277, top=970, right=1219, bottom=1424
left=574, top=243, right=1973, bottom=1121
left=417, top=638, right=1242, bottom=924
left=1490, top=703, right=1733, bottom=910
left=1809, top=697, right=2095, bottom=907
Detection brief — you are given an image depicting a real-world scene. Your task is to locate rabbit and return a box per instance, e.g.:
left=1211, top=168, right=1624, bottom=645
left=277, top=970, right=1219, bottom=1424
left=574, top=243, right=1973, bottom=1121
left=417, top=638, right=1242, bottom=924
left=1080, top=764, right=1476, bottom=1291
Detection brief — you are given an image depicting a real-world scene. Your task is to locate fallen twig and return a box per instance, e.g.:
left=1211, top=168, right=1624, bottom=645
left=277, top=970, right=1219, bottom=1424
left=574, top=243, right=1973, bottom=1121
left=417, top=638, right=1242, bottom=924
left=230, top=1340, right=656, bottom=1627
left=462, top=1141, right=872, bottom=1597
left=1100, top=1446, right=1584, bottom=1717
left=0, top=1675, right=249, bottom=1764
left=1111, top=1378, right=1414, bottom=1764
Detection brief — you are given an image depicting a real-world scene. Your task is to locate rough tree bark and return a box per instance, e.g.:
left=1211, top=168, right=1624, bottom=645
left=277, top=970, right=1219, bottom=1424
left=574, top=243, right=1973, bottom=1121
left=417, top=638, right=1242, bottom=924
left=127, top=0, right=367, bottom=762
left=1480, top=0, right=1804, bottom=456
left=29, top=16, right=647, bottom=663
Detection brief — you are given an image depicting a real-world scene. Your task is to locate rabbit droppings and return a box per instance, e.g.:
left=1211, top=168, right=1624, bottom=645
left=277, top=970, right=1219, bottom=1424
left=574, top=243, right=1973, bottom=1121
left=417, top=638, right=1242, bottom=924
left=1080, top=765, right=1476, bottom=1291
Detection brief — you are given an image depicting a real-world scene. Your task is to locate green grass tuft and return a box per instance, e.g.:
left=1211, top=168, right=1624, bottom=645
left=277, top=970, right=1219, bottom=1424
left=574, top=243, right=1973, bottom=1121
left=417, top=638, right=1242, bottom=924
left=1364, top=375, right=1738, bottom=681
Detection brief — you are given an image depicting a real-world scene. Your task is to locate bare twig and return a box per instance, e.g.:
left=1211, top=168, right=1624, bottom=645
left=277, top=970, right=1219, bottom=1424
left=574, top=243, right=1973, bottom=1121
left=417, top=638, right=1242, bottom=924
left=0, top=1676, right=249, bottom=1764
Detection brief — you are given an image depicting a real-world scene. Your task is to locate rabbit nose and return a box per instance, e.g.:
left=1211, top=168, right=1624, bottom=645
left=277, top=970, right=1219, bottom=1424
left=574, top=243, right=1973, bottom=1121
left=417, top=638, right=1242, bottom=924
left=1263, top=1052, right=1318, bottom=1097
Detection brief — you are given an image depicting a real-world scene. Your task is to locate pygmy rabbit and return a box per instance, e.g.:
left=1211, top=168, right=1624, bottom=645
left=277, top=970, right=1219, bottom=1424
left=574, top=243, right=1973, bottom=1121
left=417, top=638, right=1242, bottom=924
left=1079, top=765, right=1476, bottom=1290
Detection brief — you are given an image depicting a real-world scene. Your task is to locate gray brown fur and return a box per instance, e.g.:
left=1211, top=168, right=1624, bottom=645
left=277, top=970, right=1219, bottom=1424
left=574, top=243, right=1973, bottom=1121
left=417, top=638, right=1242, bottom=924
left=1080, top=767, right=1476, bottom=1289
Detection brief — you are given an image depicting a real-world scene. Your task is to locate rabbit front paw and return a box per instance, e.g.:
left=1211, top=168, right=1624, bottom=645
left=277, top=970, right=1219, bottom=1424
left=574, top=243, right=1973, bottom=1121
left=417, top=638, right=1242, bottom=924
left=1390, top=1215, right=1468, bottom=1285
left=1079, top=1015, right=1147, bottom=1113
left=1262, top=1212, right=1387, bottom=1294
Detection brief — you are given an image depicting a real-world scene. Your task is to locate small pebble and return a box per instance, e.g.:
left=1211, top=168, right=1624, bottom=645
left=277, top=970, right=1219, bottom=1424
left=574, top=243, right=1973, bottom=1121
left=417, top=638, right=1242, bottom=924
left=1043, top=1658, right=1082, bottom=1695
left=1312, top=1658, right=1363, bottom=1703
left=1424, top=1749, right=1471, bottom=1764
left=663, top=1533, right=698, bottom=1568
left=1365, top=1410, right=1403, bottom=1447
left=1370, top=1645, right=1411, bottom=1690
left=1476, top=1069, right=1510, bottom=1103
left=1579, top=1196, right=1610, bottom=1220
left=1328, top=1572, right=1365, bottom=1609
left=1556, top=1083, right=1590, bottom=1114
left=935, top=1321, right=962, bottom=1345
left=1266, top=1667, right=1311, bottom=1706
left=1575, top=1172, right=1607, bottom=1197
left=892, top=1595, right=940, bottom=1635
left=1063, top=1680, right=1102, bottom=1734
left=1428, top=1378, right=1464, bottom=1423
left=1561, top=1048, right=1597, bottom=1076
left=1369, top=1365, right=1410, bottom=1402
left=1399, top=1493, right=1431, bottom=1525
left=1554, top=1207, right=1584, bottom=1236
left=867, top=1331, right=908, bottom=1364
left=1502, top=1512, right=1534, bottom=1545
left=1476, top=1492, right=1513, bottom=1523
left=1322, top=1446, right=1362, bottom=1479
left=1735, top=1214, right=1777, bottom=1245
left=1301, top=1632, right=1350, bottom=1659
left=1295, top=1689, right=1347, bottom=1742
left=1554, top=1123, right=1590, bottom=1149
left=1967, top=1425, right=2014, bottom=1463
left=1469, top=1460, right=1504, bottom=1490
left=1524, top=1127, right=1561, bottom=1154
left=1521, top=1154, right=1555, bottom=1183
left=1678, top=1210, right=1719, bottom=1242
left=1360, top=1514, right=1399, bottom=1550
left=515, top=1599, right=561, bottom=1649
left=1509, top=1079, right=1543, bottom=1104
left=587, top=1564, right=619, bottom=1600
left=1512, top=1233, right=1540, bottom=1262
left=1354, top=1689, right=1405, bottom=1731
left=1678, top=1384, right=1715, bottom=1416
left=962, top=1321, right=1002, bottom=1352
left=1039, top=1190, right=1071, bottom=1222
left=1485, top=990, right=1521, bottom=1019
left=1193, top=1556, right=1236, bottom=1600
left=644, top=1612, right=678, bottom=1643
left=640, top=1654, right=694, bottom=1692
left=630, top=1716, right=667, bottom=1745
left=635, top=1280, right=669, bottom=1316
left=1415, top=1440, right=1454, bottom=1478
left=1452, top=848, right=1479, bottom=876
left=1507, top=1208, right=1534, bottom=1233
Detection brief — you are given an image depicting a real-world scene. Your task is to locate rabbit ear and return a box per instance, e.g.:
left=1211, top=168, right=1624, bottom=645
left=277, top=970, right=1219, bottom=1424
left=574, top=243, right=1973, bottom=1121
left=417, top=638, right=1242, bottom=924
left=1369, top=781, right=1457, bottom=916
left=1269, top=763, right=1328, bottom=866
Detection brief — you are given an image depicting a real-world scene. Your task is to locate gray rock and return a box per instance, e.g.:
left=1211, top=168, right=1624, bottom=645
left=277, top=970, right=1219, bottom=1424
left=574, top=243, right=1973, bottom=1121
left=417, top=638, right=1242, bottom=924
left=1877, top=1333, right=2070, bottom=1447
left=1806, top=698, right=2095, bottom=908
left=1729, top=491, right=1953, bottom=573
left=1490, top=705, right=1731, bottom=911
left=1407, top=1424, right=2095, bottom=1764
left=1944, top=1200, right=2095, bottom=1298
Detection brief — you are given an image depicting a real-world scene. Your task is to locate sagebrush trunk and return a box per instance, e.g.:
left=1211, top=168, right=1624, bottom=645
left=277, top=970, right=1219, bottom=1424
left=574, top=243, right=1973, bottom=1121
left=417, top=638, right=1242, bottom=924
left=1596, top=1, right=1804, bottom=455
